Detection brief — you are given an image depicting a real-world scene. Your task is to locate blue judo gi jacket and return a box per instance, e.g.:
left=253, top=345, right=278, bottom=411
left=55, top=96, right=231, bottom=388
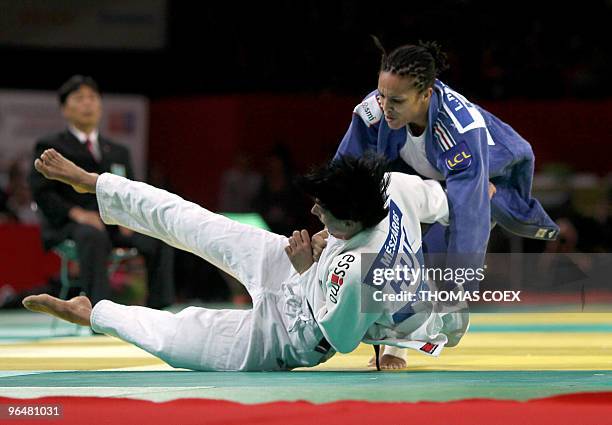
left=336, top=80, right=559, bottom=271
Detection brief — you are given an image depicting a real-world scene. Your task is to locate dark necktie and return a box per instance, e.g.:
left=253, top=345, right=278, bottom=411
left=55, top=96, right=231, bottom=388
left=85, top=138, right=98, bottom=161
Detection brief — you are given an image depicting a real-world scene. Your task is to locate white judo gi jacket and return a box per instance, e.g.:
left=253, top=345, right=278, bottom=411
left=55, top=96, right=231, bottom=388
left=90, top=172, right=459, bottom=371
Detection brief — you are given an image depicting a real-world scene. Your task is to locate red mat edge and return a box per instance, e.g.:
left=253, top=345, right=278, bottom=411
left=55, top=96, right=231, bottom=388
left=1, top=392, right=611, bottom=425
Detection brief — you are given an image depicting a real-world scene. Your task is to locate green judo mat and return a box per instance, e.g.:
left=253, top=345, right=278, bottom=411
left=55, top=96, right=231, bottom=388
left=0, top=370, right=611, bottom=403
left=1, top=308, right=612, bottom=403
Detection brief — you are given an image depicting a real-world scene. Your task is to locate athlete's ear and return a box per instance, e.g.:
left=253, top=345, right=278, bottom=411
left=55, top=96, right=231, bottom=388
left=422, top=87, right=433, bottom=100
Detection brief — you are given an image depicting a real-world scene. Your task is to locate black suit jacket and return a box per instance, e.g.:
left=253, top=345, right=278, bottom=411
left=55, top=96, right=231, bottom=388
left=29, top=129, right=135, bottom=249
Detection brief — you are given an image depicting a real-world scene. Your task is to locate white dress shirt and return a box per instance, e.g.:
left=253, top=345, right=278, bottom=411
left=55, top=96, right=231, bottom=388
left=68, top=125, right=101, bottom=161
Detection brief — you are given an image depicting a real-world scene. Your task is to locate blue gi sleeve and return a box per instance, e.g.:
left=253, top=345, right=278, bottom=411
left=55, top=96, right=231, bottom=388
left=334, top=93, right=383, bottom=160
left=335, top=116, right=378, bottom=159
left=439, top=127, right=491, bottom=287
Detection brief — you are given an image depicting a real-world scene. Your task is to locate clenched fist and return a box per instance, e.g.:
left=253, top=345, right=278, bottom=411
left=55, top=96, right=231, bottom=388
left=311, top=229, right=329, bottom=262
left=284, top=230, right=314, bottom=274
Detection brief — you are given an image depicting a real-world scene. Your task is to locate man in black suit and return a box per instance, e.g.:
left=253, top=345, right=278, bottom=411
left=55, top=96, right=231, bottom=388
left=29, top=75, right=174, bottom=308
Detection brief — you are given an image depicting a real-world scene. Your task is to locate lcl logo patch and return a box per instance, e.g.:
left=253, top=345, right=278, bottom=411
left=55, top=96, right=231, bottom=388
left=444, top=141, right=472, bottom=171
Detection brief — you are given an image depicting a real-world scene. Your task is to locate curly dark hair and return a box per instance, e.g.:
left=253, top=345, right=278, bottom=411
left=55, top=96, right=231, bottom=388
left=373, top=36, right=450, bottom=92
left=296, top=153, right=390, bottom=229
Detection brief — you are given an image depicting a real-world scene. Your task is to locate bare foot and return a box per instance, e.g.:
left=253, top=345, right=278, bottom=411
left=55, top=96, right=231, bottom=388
left=368, top=354, right=407, bottom=370
left=22, top=294, right=93, bottom=327
left=34, top=149, right=98, bottom=193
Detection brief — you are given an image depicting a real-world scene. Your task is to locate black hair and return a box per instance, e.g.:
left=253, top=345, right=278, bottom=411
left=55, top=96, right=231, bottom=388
left=373, top=36, right=449, bottom=92
left=58, top=75, right=100, bottom=105
left=296, top=153, right=390, bottom=229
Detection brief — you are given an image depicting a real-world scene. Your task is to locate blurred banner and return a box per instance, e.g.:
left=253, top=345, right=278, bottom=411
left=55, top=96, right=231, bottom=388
left=0, top=0, right=167, bottom=50
left=0, top=90, right=149, bottom=180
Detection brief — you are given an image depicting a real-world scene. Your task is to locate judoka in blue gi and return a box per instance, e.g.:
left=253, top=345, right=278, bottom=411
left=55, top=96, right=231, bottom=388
left=332, top=39, right=559, bottom=367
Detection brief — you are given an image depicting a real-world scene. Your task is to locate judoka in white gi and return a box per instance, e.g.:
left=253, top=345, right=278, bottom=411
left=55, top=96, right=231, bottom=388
left=24, top=149, right=463, bottom=371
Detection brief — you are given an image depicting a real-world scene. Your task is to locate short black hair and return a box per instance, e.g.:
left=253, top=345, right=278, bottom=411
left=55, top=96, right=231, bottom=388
left=58, top=75, right=100, bottom=105
left=373, top=37, right=449, bottom=92
left=296, top=153, right=390, bottom=229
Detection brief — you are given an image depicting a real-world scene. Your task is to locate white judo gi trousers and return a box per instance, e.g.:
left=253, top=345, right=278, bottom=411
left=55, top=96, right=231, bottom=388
left=90, top=173, right=333, bottom=371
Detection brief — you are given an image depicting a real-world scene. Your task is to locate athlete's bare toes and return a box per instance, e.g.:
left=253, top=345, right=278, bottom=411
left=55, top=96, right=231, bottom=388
left=35, top=150, right=61, bottom=178
left=34, top=149, right=90, bottom=193
left=369, top=354, right=407, bottom=370
left=34, top=158, right=45, bottom=174
left=23, top=294, right=92, bottom=327
left=379, top=354, right=407, bottom=370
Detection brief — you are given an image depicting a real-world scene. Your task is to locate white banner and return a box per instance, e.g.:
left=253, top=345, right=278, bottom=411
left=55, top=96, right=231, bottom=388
left=0, top=90, right=148, bottom=181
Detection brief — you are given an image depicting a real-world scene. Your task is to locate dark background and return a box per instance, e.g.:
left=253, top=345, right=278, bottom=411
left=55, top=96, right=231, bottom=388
left=1, top=0, right=610, bottom=100
left=1, top=0, right=611, bottom=304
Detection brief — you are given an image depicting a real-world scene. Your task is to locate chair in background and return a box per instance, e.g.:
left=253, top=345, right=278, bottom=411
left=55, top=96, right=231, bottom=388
left=50, top=239, right=139, bottom=334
